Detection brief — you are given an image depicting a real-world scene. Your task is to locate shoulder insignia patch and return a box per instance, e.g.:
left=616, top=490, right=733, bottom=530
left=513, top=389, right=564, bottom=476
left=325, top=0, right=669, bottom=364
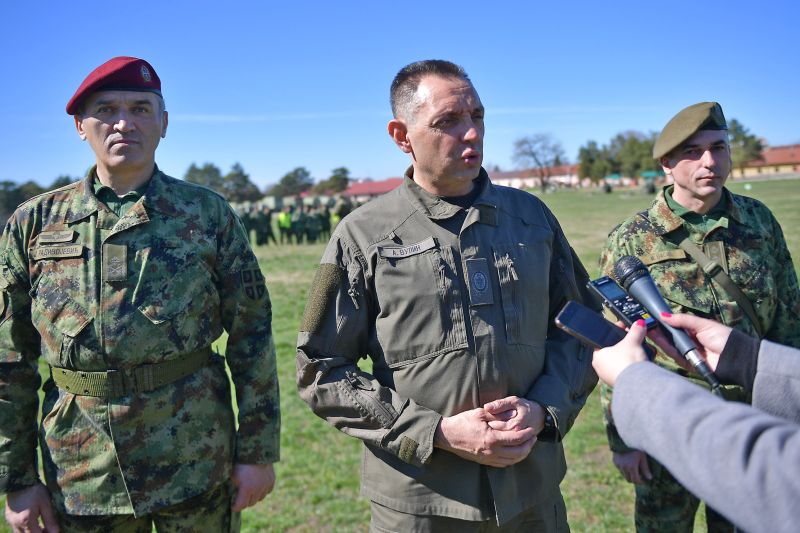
left=241, top=267, right=266, bottom=300
left=300, top=263, right=344, bottom=333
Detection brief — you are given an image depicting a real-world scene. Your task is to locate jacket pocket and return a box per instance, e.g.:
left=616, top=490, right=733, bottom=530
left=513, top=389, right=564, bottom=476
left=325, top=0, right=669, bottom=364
left=0, top=261, right=35, bottom=363
left=647, top=259, right=713, bottom=315
left=374, top=245, right=467, bottom=368
left=135, top=242, right=221, bottom=354
left=30, top=292, right=93, bottom=368
left=493, top=240, right=549, bottom=346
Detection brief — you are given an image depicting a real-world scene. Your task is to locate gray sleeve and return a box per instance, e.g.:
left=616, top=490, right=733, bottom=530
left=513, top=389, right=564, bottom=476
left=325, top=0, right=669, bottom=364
left=752, top=340, right=800, bottom=424
left=613, top=362, right=800, bottom=533
left=295, top=235, right=441, bottom=467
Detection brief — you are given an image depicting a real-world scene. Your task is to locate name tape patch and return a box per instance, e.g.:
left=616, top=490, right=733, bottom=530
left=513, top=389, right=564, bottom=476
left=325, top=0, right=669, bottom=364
left=378, top=237, right=436, bottom=259
left=38, top=230, right=75, bottom=244
left=641, top=249, right=687, bottom=265
left=31, top=244, right=83, bottom=261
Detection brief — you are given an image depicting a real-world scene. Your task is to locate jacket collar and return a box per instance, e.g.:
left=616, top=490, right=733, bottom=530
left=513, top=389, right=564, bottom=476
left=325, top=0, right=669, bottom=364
left=65, top=165, right=177, bottom=224
left=646, top=186, right=743, bottom=236
left=401, top=167, right=498, bottom=221
left=141, top=167, right=179, bottom=217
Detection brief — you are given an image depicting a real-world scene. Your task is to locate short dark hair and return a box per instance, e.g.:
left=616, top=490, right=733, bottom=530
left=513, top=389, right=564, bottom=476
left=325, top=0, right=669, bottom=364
left=390, top=60, right=470, bottom=121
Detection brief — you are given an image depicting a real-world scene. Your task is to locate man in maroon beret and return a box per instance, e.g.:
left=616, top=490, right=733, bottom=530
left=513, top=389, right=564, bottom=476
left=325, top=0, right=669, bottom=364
left=1, top=56, right=280, bottom=532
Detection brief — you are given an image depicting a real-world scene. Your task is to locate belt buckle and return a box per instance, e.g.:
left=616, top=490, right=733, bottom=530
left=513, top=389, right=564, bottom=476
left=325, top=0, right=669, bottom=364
left=703, top=261, right=723, bottom=277
left=134, top=364, right=157, bottom=393
left=107, top=370, right=128, bottom=398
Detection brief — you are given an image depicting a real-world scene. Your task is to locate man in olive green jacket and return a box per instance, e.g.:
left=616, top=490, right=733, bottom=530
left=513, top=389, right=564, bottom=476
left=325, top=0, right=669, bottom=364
left=296, top=59, right=597, bottom=531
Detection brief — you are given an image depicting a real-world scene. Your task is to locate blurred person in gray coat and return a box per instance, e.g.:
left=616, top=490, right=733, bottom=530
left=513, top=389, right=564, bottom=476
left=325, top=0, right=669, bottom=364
left=592, top=312, right=800, bottom=533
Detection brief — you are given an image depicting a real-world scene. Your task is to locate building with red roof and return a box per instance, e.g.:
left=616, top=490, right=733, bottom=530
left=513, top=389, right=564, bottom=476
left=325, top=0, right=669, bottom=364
left=342, top=177, right=404, bottom=202
left=733, top=144, right=800, bottom=178
left=489, top=164, right=580, bottom=189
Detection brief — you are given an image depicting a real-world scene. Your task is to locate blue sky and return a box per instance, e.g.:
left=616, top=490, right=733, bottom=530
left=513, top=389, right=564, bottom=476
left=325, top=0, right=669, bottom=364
left=2, top=0, right=798, bottom=189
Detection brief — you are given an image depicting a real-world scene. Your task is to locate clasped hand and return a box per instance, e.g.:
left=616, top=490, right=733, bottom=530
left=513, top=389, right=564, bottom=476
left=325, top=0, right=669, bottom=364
left=435, top=396, right=545, bottom=467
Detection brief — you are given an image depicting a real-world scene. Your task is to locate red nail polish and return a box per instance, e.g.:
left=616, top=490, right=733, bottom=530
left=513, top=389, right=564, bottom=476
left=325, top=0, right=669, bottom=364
left=660, top=311, right=672, bottom=318
left=635, top=319, right=645, bottom=327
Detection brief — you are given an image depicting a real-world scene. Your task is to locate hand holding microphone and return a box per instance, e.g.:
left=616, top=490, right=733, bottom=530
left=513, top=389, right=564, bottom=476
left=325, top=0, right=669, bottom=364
left=613, top=255, right=722, bottom=394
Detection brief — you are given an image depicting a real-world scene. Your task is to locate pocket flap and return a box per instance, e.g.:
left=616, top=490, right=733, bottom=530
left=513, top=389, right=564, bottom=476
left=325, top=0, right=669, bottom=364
left=31, top=295, right=92, bottom=338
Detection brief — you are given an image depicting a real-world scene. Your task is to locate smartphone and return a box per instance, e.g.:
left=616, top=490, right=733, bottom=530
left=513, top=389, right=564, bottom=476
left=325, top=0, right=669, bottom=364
left=555, top=300, right=628, bottom=349
left=587, top=276, right=656, bottom=329
left=556, top=300, right=656, bottom=360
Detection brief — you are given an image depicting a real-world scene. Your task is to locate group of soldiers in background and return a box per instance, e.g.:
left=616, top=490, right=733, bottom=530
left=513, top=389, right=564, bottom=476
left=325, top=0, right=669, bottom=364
left=239, top=197, right=354, bottom=246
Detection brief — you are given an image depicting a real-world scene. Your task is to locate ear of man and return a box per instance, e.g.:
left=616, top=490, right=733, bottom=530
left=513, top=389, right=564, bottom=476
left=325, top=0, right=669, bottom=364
left=75, top=115, right=88, bottom=140
left=387, top=119, right=412, bottom=154
left=161, top=110, right=169, bottom=138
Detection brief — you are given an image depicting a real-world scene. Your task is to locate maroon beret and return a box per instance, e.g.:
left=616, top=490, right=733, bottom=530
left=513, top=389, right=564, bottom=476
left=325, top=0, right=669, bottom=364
left=66, top=56, right=162, bottom=115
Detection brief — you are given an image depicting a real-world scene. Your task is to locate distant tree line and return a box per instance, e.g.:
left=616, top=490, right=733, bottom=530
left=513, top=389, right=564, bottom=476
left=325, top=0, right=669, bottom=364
left=0, top=118, right=765, bottom=224
left=0, top=163, right=354, bottom=224
left=513, top=118, right=763, bottom=186
left=578, top=131, right=660, bottom=182
left=184, top=162, right=262, bottom=202
left=0, top=175, right=78, bottom=223
left=184, top=163, right=351, bottom=201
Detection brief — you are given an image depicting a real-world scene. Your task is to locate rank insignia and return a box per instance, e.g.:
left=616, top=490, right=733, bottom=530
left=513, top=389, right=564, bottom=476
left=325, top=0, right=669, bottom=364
left=103, top=243, right=127, bottom=282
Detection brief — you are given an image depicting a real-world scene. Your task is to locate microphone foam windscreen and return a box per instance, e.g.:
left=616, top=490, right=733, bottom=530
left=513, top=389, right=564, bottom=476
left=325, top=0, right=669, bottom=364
left=613, top=255, right=648, bottom=291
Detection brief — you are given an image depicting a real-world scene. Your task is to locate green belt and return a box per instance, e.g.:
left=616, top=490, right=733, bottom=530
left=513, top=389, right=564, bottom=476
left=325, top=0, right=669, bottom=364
left=51, top=348, right=212, bottom=399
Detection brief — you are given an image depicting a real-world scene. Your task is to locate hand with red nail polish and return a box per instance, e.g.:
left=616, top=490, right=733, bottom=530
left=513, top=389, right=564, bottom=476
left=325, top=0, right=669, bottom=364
left=592, top=319, right=650, bottom=387
left=648, top=313, right=733, bottom=372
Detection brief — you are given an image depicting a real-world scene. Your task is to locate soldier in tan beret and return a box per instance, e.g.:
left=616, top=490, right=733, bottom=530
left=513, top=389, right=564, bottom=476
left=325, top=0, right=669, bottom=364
left=598, top=102, right=800, bottom=531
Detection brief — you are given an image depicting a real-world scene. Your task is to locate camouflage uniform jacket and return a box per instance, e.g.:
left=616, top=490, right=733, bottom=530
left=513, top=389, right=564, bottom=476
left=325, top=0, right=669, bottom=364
left=0, top=167, right=280, bottom=516
left=297, top=169, right=597, bottom=525
left=599, top=186, right=800, bottom=452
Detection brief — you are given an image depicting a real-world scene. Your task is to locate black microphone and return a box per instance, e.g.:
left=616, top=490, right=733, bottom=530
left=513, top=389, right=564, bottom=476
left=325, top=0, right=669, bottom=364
left=613, top=255, right=722, bottom=393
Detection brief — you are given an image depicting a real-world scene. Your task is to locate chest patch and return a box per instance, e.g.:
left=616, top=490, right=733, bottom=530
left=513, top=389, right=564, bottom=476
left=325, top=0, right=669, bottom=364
left=377, top=236, right=436, bottom=259
left=31, top=244, right=83, bottom=260
left=38, top=230, right=75, bottom=244
left=103, top=243, right=128, bottom=282
left=465, top=257, right=494, bottom=306
left=641, top=249, right=687, bottom=265
left=703, top=241, right=729, bottom=274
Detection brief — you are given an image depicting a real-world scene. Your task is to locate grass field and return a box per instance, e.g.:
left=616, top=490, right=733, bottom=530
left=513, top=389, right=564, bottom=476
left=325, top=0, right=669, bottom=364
left=2, top=178, right=797, bottom=532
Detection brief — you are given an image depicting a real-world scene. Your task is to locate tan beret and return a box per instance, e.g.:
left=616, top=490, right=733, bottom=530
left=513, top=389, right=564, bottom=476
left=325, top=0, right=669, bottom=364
left=653, top=102, right=727, bottom=159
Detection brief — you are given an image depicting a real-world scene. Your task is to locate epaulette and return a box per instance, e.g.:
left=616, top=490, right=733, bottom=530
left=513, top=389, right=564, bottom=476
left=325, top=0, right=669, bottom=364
left=15, top=180, right=81, bottom=210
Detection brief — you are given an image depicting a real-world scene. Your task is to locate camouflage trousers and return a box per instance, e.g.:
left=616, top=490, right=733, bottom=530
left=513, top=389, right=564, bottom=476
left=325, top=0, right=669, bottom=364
left=55, top=481, right=241, bottom=533
left=634, top=457, right=733, bottom=533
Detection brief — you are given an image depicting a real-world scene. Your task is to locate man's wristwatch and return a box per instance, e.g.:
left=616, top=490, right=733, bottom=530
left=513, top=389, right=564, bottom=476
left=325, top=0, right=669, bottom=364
left=537, top=404, right=560, bottom=443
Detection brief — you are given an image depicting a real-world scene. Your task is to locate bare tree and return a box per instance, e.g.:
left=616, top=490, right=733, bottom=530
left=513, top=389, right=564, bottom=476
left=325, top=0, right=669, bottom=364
left=512, top=133, right=567, bottom=192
